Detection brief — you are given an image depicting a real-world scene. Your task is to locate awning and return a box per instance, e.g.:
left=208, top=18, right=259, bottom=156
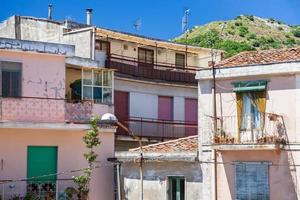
left=232, top=80, right=268, bottom=92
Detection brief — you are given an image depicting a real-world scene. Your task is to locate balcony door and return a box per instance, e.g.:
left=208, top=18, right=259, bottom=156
left=114, top=91, right=129, bottom=135
left=138, top=48, right=154, bottom=78
left=237, top=91, right=266, bottom=142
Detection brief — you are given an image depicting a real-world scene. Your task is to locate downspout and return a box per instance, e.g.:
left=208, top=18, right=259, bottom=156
left=139, top=138, right=144, bottom=200
left=91, top=27, right=96, bottom=60
left=212, top=50, right=218, bottom=200
left=117, top=162, right=121, bottom=200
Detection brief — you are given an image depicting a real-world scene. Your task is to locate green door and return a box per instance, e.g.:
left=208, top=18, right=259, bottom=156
left=27, top=146, right=58, bottom=182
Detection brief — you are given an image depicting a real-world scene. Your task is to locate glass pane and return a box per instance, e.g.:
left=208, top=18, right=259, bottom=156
left=103, top=88, right=112, bottom=104
left=93, top=87, right=102, bottom=103
left=94, top=71, right=102, bottom=86
left=138, top=49, right=146, bottom=62
left=103, top=71, right=112, bottom=87
left=171, top=179, right=176, bottom=200
left=82, top=70, right=92, bottom=85
left=82, top=86, right=93, bottom=100
left=180, top=179, right=185, bottom=200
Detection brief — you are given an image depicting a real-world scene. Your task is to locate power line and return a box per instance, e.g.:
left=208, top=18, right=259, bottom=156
left=0, top=162, right=116, bottom=184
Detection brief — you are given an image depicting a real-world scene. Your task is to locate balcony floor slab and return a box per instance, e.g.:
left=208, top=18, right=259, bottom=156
left=211, top=143, right=284, bottom=151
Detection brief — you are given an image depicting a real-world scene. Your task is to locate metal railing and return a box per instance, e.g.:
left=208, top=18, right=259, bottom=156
left=209, top=113, right=287, bottom=145
left=117, top=117, right=197, bottom=139
left=0, top=96, right=102, bottom=124
left=0, top=179, right=76, bottom=200
left=106, top=54, right=200, bottom=83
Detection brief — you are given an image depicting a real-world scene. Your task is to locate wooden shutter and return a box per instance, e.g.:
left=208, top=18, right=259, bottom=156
left=1, top=62, right=21, bottom=97
left=175, top=53, right=185, bottom=69
left=158, top=96, right=173, bottom=120
left=235, top=162, right=269, bottom=200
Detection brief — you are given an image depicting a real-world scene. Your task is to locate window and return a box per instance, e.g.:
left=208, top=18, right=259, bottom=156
left=138, top=48, right=154, bottom=67
left=0, top=61, right=22, bottom=97
left=168, top=176, right=185, bottom=200
left=175, top=53, right=185, bottom=69
left=95, top=40, right=110, bottom=55
left=235, top=162, right=269, bottom=200
left=82, top=69, right=113, bottom=104
left=233, top=80, right=267, bottom=142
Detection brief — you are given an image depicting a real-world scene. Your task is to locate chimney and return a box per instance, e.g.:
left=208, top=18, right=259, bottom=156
left=48, top=4, right=53, bottom=20
left=86, top=8, right=93, bottom=25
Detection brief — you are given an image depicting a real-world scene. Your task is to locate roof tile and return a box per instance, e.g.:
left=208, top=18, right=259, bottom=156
left=129, top=135, right=198, bottom=153
left=217, top=47, right=300, bottom=68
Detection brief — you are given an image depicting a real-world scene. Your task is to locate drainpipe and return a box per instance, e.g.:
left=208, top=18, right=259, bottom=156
left=212, top=50, right=218, bottom=200
left=117, top=162, right=121, bottom=200
left=139, top=138, right=144, bottom=200
left=91, top=27, right=96, bottom=60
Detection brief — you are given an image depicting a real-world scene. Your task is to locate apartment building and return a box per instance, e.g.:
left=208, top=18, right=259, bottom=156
left=0, top=38, right=115, bottom=200
left=0, top=9, right=222, bottom=150
left=196, top=48, right=300, bottom=200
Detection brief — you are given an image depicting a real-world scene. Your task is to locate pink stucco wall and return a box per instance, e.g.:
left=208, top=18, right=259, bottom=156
left=0, top=50, right=113, bottom=123
left=217, top=150, right=298, bottom=200
left=0, top=128, right=115, bottom=200
left=211, top=74, right=299, bottom=199
left=215, top=74, right=296, bottom=142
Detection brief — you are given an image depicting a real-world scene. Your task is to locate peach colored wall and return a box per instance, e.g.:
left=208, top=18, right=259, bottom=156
left=217, top=150, right=298, bottom=200
left=0, top=128, right=115, bottom=200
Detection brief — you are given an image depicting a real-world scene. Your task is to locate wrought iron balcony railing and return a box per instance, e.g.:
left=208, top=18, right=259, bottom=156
left=0, top=179, right=76, bottom=200
left=106, top=54, right=200, bottom=84
left=117, top=117, right=197, bottom=139
left=0, top=96, right=111, bottom=124
left=209, top=113, right=287, bottom=145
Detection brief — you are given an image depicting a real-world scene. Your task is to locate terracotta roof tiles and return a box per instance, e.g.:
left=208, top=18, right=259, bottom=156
left=129, top=135, right=198, bottom=153
left=217, top=47, right=300, bottom=68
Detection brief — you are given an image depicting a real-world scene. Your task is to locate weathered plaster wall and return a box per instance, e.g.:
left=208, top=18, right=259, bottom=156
left=120, top=161, right=202, bottom=200
left=0, top=128, right=115, bottom=200
left=217, top=150, right=299, bottom=200
left=0, top=50, right=65, bottom=98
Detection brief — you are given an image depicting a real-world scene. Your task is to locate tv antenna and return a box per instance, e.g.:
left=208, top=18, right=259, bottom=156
left=182, top=8, right=190, bottom=68
left=133, top=18, right=142, bottom=33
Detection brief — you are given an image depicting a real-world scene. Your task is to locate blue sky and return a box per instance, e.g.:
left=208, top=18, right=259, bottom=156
left=1, top=0, right=300, bottom=40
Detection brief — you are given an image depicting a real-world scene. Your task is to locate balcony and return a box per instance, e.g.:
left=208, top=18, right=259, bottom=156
left=106, top=54, right=198, bottom=84
left=117, top=117, right=197, bottom=139
left=0, top=96, right=112, bottom=124
left=209, top=113, right=286, bottom=150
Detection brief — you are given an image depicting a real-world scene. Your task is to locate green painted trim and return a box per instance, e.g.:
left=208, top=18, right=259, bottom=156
left=232, top=80, right=268, bottom=92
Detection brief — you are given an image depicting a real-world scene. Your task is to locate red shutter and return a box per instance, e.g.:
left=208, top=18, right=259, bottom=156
left=158, top=96, right=173, bottom=120
left=185, top=98, right=197, bottom=136
left=114, top=91, right=129, bottom=135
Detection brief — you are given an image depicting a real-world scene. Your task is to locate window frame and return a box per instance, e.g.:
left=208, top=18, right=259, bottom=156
left=167, top=176, right=185, bottom=200
left=175, top=53, right=185, bottom=69
left=0, top=61, right=22, bottom=98
left=81, top=69, right=114, bottom=105
left=234, top=161, right=270, bottom=200
left=138, top=47, right=154, bottom=66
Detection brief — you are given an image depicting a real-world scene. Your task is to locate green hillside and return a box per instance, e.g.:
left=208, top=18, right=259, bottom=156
left=174, top=15, right=300, bottom=57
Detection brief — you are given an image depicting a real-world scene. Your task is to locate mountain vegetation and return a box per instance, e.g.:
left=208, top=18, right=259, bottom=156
left=174, top=15, right=300, bottom=57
